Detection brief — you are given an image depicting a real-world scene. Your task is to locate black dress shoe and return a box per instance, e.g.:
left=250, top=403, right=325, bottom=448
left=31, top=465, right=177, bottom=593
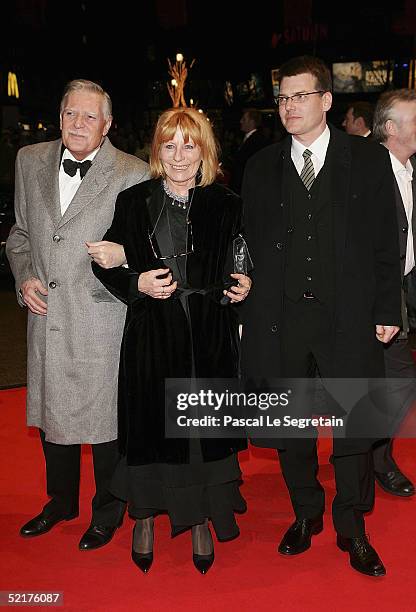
left=192, top=523, right=215, bottom=574
left=78, top=524, right=120, bottom=550
left=20, top=511, right=77, bottom=538
left=375, top=470, right=415, bottom=497
left=337, top=534, right=386, bottom=576
left=131, top=524, right=153, bottom=573
left=132, top=549, right=153, bottom=574
left=193, top=551, right=215, bottom=575
left=278, top=517, right=323, bottom=555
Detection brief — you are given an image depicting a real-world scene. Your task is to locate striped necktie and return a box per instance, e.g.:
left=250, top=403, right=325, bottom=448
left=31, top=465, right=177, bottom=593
left=300, top=149, right=315, bottom=190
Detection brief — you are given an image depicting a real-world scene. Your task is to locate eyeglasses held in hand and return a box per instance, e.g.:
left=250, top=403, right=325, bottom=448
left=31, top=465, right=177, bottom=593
left=274, top=91, right=325, bottom=107
left=148, top=218, right=194, bottom=260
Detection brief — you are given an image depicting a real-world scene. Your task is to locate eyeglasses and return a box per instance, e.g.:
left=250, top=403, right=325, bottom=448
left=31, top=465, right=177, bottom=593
left=148, top=218, right=194, bottom=260
left=274, top=91, right=325, bottom=107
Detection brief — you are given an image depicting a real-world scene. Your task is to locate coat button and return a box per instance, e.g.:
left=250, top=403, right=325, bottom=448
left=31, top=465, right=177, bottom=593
left=276, top=242, right=283, bottom=250
left=52, top=234, right=61, bottom=243
left=402, top=227, right=408, bottom=233
left=49, top=281, right=57, bottom=289
left=271, top=324, right=278, bottom=333
left=306, top=276, right=312, bottom=281
left=307, top=194, right=312, bottom=199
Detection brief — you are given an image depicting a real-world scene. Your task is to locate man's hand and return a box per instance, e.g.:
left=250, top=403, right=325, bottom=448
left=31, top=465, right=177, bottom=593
left=20, top=277, right=48, bottom=315
left=223, top=273, right=252, bottom=304
left=138, top=268, right=177, bottom=299
left=86, top=241, right=127, bottom=268
left=375, top=324, right=400, bottom=344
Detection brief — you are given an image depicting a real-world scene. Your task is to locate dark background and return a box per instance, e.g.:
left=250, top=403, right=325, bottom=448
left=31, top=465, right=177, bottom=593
left=2, top=0, right=416, bottom=129
left=2, top=0, right=416, bottom=388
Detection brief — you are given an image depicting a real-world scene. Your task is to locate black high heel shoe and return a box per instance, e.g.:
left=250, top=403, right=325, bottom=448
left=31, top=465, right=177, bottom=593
left=192, top=523, right=215, bottom=575
left=193, top=550, right=215, bottom=575
left=131, top=519, right=154, bottom=574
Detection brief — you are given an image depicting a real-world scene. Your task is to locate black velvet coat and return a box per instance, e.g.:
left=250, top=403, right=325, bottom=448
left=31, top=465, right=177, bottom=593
left=240, top=126, right=402, bottom=455
left=92, top=178, right=247, bottom=465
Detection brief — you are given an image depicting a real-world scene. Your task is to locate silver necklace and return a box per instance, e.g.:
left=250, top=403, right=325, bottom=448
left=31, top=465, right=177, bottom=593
left=163, top=179, right=189, bottom=209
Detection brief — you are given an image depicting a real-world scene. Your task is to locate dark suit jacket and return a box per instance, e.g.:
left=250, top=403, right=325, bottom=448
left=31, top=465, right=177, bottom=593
left=390, top=154, right=416, bottom=332
left=392, top=155, right=416, bottom=278
left=230, top=130, right=270, bottom=194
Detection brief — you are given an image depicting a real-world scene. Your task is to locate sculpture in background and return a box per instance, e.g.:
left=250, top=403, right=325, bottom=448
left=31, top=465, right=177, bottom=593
left=167, top=53, right=195, bottom=107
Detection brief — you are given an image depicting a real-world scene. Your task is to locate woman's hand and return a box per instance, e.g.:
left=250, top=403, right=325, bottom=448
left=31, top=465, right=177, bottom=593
left=138, top=268, right=177, bottom=299
left=223, top=273, right=252, bottom=304
left=86, top=241, right=127, bottom=268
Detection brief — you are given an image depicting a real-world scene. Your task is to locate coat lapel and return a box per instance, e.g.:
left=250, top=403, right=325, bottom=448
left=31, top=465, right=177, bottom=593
left=57, top=138, right=114, bottom=228
left=272, top=138, right=291, bottom=228
left=146, top=179, right=166, bottom=260
left=411, top=156, right=416, bottom=255
left=328, top=126, right=351, bottom=290
left=37, top=140, right=62, bottom=229
left=393, top=177, right=408, bottom=275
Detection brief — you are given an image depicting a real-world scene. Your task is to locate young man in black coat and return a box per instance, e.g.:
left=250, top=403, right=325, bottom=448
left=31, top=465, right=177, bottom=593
left=241, top=56, right=402, bottom=577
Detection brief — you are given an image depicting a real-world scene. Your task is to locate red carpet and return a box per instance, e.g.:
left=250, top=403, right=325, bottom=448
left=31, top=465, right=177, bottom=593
left=1, top=387, right=416, bottom=611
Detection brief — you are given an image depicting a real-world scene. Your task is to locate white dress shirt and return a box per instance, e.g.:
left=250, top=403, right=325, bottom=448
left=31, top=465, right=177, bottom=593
left=243, top=128, right=257, bottom=142
left=389, top=152, right=415, bottom=276
left=59, top=147, right=100, bottom=216
left=291, top=125, right=331, bottom=179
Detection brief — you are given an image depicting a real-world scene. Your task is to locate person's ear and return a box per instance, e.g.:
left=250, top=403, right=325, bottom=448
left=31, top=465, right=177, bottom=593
left=322, top=91, right=332, bottom=112
left=385, top=119, right=397, bottom=137
left=103, top=116, right=113, bottom=137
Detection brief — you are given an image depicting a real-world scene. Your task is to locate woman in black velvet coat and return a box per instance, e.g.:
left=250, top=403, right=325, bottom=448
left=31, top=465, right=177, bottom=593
left=92, top=107, right=251, bottom=574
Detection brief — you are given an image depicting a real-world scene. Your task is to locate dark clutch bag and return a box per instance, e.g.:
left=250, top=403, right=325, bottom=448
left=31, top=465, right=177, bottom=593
left=221, top=234, right=254, bottom=304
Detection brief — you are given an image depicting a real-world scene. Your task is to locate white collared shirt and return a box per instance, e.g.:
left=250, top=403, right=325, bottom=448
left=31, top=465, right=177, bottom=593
left=59, top=147, right=100, bottom=215
left=389, top=152, right=415, bottom=276
left=243, top=128, right=257, bottom=142
left=291, top=125, right=331, bottom=179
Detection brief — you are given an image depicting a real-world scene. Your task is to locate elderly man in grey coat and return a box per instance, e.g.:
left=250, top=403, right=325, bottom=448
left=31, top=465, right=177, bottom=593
left=6, top=79, right=149, bottom=550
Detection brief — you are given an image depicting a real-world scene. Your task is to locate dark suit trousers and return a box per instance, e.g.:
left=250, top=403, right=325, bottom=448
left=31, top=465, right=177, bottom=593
left=405, top=267, right=416, bottom=330
left=40, top=430, right=125, bottom=527
left=278, top=297, right=374, bottom=537
left=373, top=337, right=416, bottom=471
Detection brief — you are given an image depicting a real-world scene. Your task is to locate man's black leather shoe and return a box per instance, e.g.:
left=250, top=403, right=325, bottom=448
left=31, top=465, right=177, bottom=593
left=79, top=524, right=120, bottom=550
left=337, top=535, right=386, bottom=576
left=278, top=517, right=323, bottom=555
left=20, top=511, right=77, bottom=537
left=375, top=470, right=415, bottom=497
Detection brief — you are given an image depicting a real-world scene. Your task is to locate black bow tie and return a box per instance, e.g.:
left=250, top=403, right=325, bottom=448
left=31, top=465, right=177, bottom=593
left=63, top=158, right=92, bottom=179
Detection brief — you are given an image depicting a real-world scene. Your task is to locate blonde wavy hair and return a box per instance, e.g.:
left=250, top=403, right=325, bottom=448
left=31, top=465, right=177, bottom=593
left=149, top=107, right=221, bottom=187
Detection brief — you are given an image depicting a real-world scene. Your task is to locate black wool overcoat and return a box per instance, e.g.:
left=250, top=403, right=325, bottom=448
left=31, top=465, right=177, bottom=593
left=240, top=126, right=403, bottom=455
left=93, top=178, right=247, bottom=465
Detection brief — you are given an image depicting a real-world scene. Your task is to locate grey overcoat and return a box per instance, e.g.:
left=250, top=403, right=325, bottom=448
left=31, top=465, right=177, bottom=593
left=6, top=137, right=149, bottom=444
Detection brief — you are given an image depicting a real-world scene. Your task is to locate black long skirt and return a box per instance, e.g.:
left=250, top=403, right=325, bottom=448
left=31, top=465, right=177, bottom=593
left=110, top=442, right=246, bottom=540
